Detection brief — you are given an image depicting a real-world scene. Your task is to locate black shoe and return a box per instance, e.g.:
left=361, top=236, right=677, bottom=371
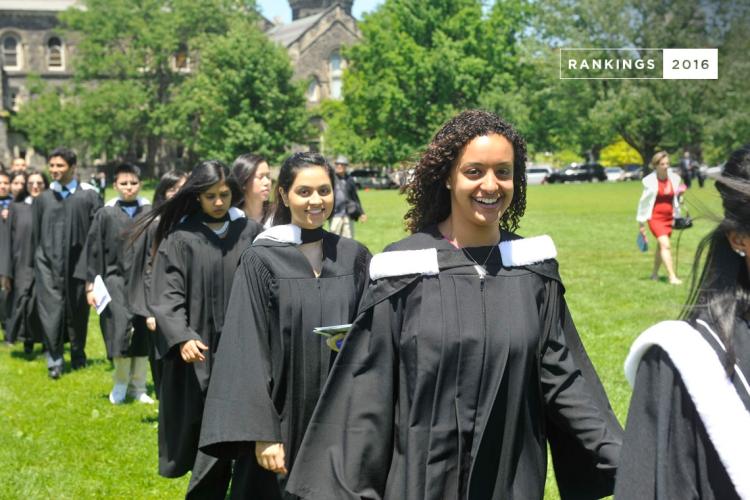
left=71, top=358, right=87, bottom=370
left=48, top=366, right=62, bottom=380
left=23, top=343, right=33, bottom=355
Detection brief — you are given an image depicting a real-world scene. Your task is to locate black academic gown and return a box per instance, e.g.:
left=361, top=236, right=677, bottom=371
left=0, top=195, right=12, bottom=331
left=199, top=227, right=371, bottom=498
left=32, top=183, right=103, bottom=364
left=127, top=220, right=165, bottom=394
left=285, top=227, right=622, bottom=500
left=74, top=199, right=151, bottom=359
left=615, top=317, right=750, bottom=500
left=148, top=212, right=261, bottom=480
left=0, top=199, right=41, bottom=344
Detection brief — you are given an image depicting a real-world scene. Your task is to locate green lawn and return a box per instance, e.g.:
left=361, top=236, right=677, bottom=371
left=0, top=180, right=722, bottom=498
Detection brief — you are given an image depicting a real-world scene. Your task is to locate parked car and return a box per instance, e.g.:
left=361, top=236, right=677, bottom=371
left=349, top=169, right=398, bottom=189
left=547, top=163, right=607, bottom=183
left=526, top=166, right=553, bottom=185
left=621, top=164, right=645, bottom=181
left=605, top=166, right=625, bottom=182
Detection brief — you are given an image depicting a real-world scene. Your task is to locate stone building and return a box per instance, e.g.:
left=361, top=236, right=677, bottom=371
left=268, top=1, right=360, bottom=150
left=0, top=0, right=78, bottom=167
left=0, top=0, right=360, bottom=165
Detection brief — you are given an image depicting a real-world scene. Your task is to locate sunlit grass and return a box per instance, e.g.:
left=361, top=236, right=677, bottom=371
left=0, top=180, right=722, bottom=498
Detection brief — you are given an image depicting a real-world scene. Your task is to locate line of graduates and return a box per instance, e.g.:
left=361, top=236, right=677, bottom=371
left=2, top=111, right=748, bottom=500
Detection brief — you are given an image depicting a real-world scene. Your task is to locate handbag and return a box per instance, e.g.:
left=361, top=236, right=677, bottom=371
left=672, top=215, right=693, bottom=230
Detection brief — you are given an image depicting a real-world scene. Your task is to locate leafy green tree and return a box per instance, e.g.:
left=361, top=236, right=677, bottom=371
left=530, top=0, right=746, bottom=164
left=10, top=77, right=81, bottom=156
left=326, top=0, right=527, bottom=166
left=13, top=0, right=306, bottom=172
left=165, top=18, right=309, bottom=163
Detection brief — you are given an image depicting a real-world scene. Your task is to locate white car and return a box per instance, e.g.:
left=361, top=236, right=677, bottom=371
left=605, top=166, right=624, bottom=182
left=527, top=166, right=552, bottom=185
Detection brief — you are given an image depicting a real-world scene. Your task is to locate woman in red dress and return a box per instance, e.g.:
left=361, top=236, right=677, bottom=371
left=636, top=151, right=684, bottom=284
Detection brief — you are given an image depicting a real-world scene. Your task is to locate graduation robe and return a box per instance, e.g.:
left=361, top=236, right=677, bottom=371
left=0, top=199, right=40, bottom=344
left=74, top=197, right=151, bottom=358
left=148, top=208, right=261, bottom=478
left=286, top=228, right=623, bottom=500
left=199, top=225, right=371, bottom=486
left=32, top=182, right=103, bottom=362
left=0, top=195, right=12, bottom=330
left=616, top=318, right=750, bottom=500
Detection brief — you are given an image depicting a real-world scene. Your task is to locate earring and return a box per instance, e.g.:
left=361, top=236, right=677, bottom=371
left=734, top=248, right=747, bottom=257
left=445, top=183, right=451, bottom=190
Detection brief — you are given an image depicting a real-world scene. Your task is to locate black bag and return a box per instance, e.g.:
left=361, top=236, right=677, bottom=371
left=345, top=200, right=363, bottom=221
left=672, top=215, right=693, bottom=230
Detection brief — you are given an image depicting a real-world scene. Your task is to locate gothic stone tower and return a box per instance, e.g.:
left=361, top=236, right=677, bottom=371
left=289, top=0, right=353, bottom=20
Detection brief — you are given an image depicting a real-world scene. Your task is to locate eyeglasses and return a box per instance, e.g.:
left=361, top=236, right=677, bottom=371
left=28, top=181, right=45, bottom=186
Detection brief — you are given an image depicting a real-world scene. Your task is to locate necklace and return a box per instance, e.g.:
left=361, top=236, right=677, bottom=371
left=462, top=244, right=497, bottom=277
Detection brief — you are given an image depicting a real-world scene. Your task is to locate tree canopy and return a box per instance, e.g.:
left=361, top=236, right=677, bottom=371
left=323, top=0, right=528, bottom=165
left=11, top=0, right=308, bottom=170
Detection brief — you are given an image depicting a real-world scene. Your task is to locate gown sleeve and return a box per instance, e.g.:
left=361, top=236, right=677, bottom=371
left=148, top=235, right=202, bottom=352
left=126, top=225, right=150, bottom=317
left=540, top=279, right=623, bottom=500
left=614, top=346, right=739, bottom=500
left=285, top=282, right=400, bottom=500
left=73, top=209, right=103, bottom=283
left=199, top=249, right=283, bottom=457
left=0, top=209, right=11, bottom=278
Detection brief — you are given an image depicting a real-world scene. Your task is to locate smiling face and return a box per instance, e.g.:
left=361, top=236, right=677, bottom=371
left=48, top=155, right=74, bottom=184
left=114, top=172, right=141, bottom=202
left=447, top=134, right=514, bottom=231
left=0, top=174, right=9, bottom=198
left=198, top=180, right=232, bottom=219
left=11, top=158, right=26, bottom=173
left=27, top=174, right=46, bottom=198
left=280, top=166, right=334, bottom=229
left=247, top=161, right=272, bottom=203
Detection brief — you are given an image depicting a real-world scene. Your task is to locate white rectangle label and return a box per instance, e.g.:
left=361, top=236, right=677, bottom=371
left=662, top=49, right=718, bottom=79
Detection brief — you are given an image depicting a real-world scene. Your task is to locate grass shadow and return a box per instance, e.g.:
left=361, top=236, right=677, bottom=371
left=141, top=414, right=158, bottom=424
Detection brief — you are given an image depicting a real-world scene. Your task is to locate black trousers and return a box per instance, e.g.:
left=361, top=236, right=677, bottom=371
left=35, top=262, right=89, bottom=367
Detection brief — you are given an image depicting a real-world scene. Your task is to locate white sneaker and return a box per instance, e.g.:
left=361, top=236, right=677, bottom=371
left=132, top=392, right=155, bottom=405
left=109, top=383, right=128, bottom=405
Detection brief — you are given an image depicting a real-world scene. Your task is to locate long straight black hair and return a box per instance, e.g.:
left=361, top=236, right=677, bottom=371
left=272, top=152, right=335, bottom=226
left=681, top=145, right=750, bottom=374
left=132, top=160, right=240, bottom=254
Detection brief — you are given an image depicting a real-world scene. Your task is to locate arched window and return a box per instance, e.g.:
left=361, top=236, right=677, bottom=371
left=329, top=50, right=343, bottom=100
left=47, top=37, right=64, bottom=70
left=307, top=78, right=321, bottom=103
left=2, top=35, right=21, bottom=69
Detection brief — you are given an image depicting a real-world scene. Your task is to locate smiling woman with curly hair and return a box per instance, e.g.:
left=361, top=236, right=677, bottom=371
left=286, top=109, right=622, bottom=500
left=404, top=109, right=527, bottom=234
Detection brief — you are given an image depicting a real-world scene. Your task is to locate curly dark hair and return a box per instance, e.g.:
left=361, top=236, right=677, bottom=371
left=404, top=109, right=527, bottom=233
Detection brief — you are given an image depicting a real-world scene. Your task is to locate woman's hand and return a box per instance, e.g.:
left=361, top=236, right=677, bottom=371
left=146, top=317, right=157, bottom=331
left=255, top=441, right=288, bottom=475
left=180, top=339, right=207, bottom=363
